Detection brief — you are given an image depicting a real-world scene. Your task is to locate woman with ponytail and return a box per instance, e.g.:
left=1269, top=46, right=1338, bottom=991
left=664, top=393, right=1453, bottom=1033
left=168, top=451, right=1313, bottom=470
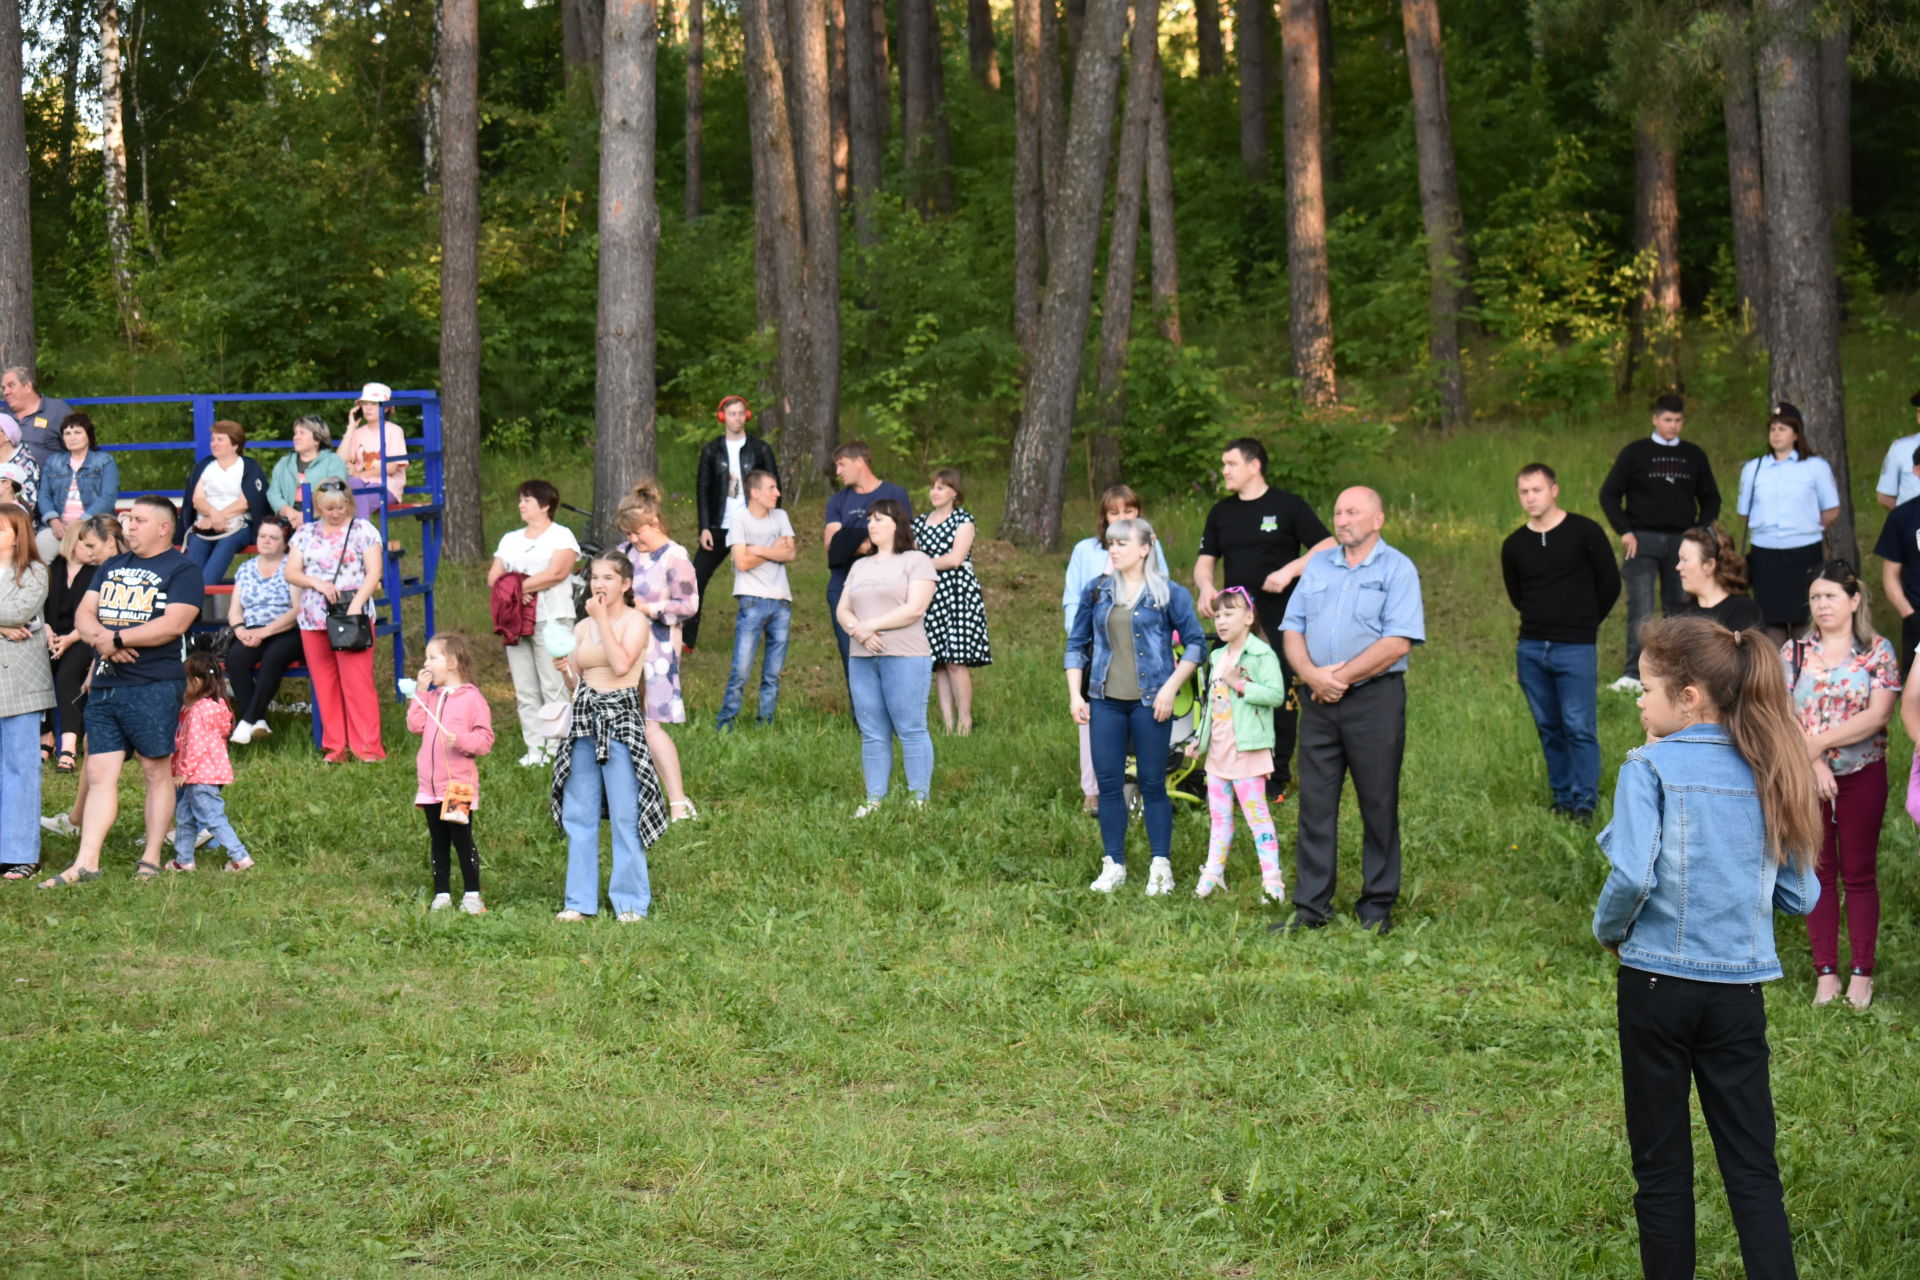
left=1593, top=616, right=1820, bottom=1280
left=615, top=479, right=699, bottom=821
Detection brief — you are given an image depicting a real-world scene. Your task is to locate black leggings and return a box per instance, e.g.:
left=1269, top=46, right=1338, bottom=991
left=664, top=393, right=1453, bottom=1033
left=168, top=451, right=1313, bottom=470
left=226, top=631, right=305, bottom=723
left=48, top=645, right=91, bottom=744
left=681, top=535, right=732, bottom=650
left=420, top=803, right=480, bottom=895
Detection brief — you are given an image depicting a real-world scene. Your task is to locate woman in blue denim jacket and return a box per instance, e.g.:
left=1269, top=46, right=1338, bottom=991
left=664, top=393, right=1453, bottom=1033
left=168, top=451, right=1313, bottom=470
left=1066, top=517, right=1205, bottom=897
left=37, top=413, right=119, bottom=543
left=1592, top=616, right=1821, bottom=1280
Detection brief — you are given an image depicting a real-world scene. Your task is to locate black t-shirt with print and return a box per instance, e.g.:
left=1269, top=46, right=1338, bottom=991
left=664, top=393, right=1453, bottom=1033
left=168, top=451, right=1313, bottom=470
left=88, top=548, right=205, bottom=687
left=1197, top=487, right=1331, bottom=624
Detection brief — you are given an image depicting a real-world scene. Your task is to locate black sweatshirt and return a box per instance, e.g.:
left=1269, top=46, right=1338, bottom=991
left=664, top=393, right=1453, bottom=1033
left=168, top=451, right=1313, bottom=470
left=1597, top=437, right=1721, bottom=534
left=1501, top=511, right=1624, bottom=644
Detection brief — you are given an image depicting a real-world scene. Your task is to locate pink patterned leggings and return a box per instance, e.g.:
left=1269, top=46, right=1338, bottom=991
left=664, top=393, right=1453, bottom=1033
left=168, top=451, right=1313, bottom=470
left=1206, top=775, right=1282, bottom=878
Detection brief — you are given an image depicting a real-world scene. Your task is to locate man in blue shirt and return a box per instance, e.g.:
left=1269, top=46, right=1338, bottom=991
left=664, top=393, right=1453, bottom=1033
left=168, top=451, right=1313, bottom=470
left=1276, top=486, right=1426, bottom=936
left=822, top=440, right=911, bottom=706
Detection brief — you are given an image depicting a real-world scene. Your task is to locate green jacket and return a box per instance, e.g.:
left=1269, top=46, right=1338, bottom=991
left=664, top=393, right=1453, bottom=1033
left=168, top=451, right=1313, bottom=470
left=267, top=449, right=350, bottom=518
left=1190, top=633, right=1288, bottom=756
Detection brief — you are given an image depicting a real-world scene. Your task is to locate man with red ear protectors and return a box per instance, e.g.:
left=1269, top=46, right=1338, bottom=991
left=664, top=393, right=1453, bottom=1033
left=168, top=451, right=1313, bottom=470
left=688, top=396, right=781, bottom=653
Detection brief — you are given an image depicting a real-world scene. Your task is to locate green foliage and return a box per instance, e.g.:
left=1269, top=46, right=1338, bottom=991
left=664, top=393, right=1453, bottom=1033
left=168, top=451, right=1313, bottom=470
left=1112, top=338, right=1233, bottom=499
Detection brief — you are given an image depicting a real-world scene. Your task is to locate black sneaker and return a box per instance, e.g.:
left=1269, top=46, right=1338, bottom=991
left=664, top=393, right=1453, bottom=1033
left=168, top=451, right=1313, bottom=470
left=1268, top=913, right=1326, bottom=935
left=1360, top=914, right=1394, bottom=937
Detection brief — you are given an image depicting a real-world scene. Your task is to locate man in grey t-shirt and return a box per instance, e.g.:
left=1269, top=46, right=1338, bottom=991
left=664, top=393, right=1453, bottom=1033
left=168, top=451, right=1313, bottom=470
left=717, top=470, right=797, bottom=729
left=1, top=366, right=75, bottom=471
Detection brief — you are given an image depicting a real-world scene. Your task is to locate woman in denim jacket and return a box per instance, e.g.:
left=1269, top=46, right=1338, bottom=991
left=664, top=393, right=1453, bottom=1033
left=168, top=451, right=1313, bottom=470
left=37, top=413, right=119, bottom=544
left=1593, top=616, right=1821, bottom=1280
left=1066, top=517, right=1205, bottom=897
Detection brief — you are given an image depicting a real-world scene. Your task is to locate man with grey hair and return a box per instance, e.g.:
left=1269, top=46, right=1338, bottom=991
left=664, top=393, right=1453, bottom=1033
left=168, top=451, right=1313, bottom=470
left=1277, top=486, right=1426, bottom=936
left=0, top=367, right=74, bottom=471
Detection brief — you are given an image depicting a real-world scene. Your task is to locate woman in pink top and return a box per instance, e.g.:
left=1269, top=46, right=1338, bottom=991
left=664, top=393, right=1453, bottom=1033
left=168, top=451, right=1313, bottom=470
left=336, top=383, right=409, bottom=519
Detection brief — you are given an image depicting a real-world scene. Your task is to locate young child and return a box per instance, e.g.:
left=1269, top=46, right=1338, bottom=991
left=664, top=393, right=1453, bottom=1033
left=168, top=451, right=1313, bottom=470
left=1186, top=586, right=1287, bottom=901
left=1593, top=617, right=1821, bottom=1279
left=406, top=633, right=496, bottom=913
left=170, top=653, right=254, bottom=872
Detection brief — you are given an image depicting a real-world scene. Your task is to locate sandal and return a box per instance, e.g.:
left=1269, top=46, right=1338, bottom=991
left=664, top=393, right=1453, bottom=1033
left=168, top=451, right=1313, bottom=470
left=1, top=862, right=40, bottom=880
left=1847, top=968, right=1874, bottom=1011
left=38, top=865, right=100, bottom=889
left=133, top=861, right=162, bottom=879
left=225, top=857, right=254, bottom=873
left=55, top=751, right=76, bottom=773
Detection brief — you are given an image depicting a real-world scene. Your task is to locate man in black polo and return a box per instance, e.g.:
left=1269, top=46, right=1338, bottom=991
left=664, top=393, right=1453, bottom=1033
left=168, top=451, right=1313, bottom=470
left=1597, top=394, right=1719, bottom=692
left=686, top=395, right=779, bottom=653
left=1874, top=443, right=1920, bottom=682
left=1193, top=437, right=1333, bottom=800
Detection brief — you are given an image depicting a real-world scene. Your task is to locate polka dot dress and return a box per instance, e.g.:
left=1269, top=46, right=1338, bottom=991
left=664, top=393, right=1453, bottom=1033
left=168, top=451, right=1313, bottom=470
left=912, top=509, right=993, bottom=668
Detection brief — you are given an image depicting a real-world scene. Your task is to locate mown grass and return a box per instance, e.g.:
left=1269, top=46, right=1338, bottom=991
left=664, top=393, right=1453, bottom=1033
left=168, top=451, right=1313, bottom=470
left=4, top=380, right=1918, bottom=1277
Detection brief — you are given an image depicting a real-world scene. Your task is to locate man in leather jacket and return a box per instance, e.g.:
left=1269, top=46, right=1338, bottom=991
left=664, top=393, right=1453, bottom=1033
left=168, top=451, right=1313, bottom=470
left=689, top=396, right=780, bottom=651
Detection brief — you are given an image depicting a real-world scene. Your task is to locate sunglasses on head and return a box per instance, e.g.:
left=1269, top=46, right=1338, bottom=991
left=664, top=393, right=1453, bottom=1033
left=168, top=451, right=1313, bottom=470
left=1218, top=585, right=1255, bottom=607
left=314, top=479, right=349, bottom=495
left=1809, top=558, right=1858, bottom=587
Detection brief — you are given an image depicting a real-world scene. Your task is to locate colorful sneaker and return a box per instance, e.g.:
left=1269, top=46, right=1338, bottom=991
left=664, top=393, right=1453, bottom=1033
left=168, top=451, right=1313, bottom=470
left=459, top=892, right=487, bottom=915
left=429, top=892, right=452, bottom=911
left=1260, top=873, right=1288, bottom=904
left=1194, top=866, right=1228, bottom=898
left=1089, top=859, right=1127, bottom=893
left=1144, top=857, right=1175, bottom=897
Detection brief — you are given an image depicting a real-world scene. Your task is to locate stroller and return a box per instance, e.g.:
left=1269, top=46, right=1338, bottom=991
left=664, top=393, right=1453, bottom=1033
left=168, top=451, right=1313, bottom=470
left=1122, top=663, right=1208, bottom=818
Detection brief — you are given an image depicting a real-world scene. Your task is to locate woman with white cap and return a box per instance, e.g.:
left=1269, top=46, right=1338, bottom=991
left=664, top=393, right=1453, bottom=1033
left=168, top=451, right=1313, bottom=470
left=336, top=382, right=409, bottom=520
left=0, top=413, right=47, bottom=558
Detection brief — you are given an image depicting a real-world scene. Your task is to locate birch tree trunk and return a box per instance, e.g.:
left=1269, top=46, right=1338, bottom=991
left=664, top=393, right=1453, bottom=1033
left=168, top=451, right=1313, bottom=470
left=98, top=0, right=143, bottom=343
left=1401, top=0, right=1467, bottom=428
left=0, top=0, right=33, bottom=374
left=1633, top=118, right=1682, bottom=390
left=439, top=0, right=484, bottom=561
left=1721, top=2, right=1769, bottom=341
left=685, top=0, right=704, bottom=218
left=1280, top=0, right=1334, bottom=404
left=1001, top=0, right=1128, bottom=548
left=1145, top=59, right=1181, bottom=344
left=594, top=0, right=661, bottom=540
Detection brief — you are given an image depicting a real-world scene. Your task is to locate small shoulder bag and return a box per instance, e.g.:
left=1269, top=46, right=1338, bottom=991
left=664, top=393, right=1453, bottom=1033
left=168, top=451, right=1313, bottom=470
left=324, top=521, right=375, bottom=652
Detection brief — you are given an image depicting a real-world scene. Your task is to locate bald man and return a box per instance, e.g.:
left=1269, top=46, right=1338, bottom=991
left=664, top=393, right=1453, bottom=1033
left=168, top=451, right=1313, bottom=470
left=1276, top=487, right=1426, bottom=935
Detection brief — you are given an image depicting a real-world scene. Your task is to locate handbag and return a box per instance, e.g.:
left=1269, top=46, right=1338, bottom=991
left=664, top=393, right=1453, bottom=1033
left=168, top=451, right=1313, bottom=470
left=322, top=520, right=375, bottom=652
left=536, top=698, right=573, bottom=739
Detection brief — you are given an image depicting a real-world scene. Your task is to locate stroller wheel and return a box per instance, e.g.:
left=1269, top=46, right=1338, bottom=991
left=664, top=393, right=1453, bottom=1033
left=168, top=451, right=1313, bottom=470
left=1122, top=781, right=1143, bottom=819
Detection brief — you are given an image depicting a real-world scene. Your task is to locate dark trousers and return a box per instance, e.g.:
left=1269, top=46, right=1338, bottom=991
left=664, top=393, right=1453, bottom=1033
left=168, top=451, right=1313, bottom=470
left=226, top=631, right=306, bottom=724
left=1616, top=967, right=1798, bottom=1280
left=681, top=535, right=732, bottom=651
left=1900, top=612, right=1920, bottom=685
left=1806, top=758, right=1886, bottom=974
left=48, top=645, right=91, bottom=742
left=1292, top=674, right=1404, bottom=925
left=827, top=569, right=853, bottom=706
left=420, top=802, right=481, bottom=895
left=1256, top=603, right=1299, bottom=793
left=1622, top=529, right=1688, bottom=679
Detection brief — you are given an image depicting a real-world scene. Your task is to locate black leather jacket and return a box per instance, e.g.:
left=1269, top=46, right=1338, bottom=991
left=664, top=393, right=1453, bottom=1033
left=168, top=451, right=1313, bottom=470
left=696, top=434, right=781, bottom=533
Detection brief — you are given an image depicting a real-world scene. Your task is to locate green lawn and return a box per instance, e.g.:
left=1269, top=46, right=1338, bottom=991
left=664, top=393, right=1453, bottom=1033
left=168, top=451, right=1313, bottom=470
left=4, top=390, right=1917, bottom=1277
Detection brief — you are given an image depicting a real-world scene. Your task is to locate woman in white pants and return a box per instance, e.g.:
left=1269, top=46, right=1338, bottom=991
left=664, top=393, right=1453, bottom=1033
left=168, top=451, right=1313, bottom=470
left=488, top=479, right=579, bottom=766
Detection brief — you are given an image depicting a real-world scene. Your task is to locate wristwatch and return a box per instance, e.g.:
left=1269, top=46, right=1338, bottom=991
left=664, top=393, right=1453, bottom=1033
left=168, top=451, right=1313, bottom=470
left=112, top=632, right=125, bottom=650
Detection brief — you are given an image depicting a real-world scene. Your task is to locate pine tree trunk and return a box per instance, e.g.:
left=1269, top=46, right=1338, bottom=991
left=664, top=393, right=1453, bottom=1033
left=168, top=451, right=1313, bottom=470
left=1039, top=0, right=1065, bottom=203
left=1145, top=58, right=1181, bottom=344
left=563, top=0, right=605, bottom=102
left=0, top=0, right=34, bottom=374
left=831, top=0, right=850, bottom=197
left=1758, top=0, right=1853, bottom=564
left=872, top=0, right=891, bottom=140
left=1065, top=0, right=1085, bottom=59
left=1312, top=0, right=1335, bottom=182
left=1236, top=0, right=1268, bottom=180
left=1001, top=0, right=1128, bottom=549
left=925, top=0, right=955, bottom=211
left=1401, top=0, right=1466, bottom=429
left=1091, top=0, right=1159, bottom=494
left=846, top=0, right=882, bottom=243
left=685, top=0, right=704, bottom=219
left=98, top=0, right=143, bottom=344
left=1818, top=12, right=1849, bottom=221
left=57, top=0, right=80, bottom=183
left=900, top=0, right=935, bottom=211
left=438, top=0, right=484, bottom=562
left=1633, top=118, right=1682, bottom=390
left=1194, top=0, right=1223, bottom=77
left=968, top=0, right=1000, bottom=88
left=1280, top=0, right=1334, bottom=404
left=1012, top=0, right=1048, bottom=353
left=594, top=0, right=662, bottom=541
left=1721, top=2, right=1768, bottom=342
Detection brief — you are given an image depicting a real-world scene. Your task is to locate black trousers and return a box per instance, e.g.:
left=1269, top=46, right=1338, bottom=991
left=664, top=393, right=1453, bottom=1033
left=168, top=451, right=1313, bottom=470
left=1256, top=604, right=1299, bottom=792
left=1292, top=673, right=1404, bottom=925
left=682, top=535, right=732, bottom=650
left=48, top=645, right=91, bottom=742
left=226, top=631, right=306, bottom=724
left=1900, top=612, right=1920, bottom=685
left=1616, top=967, right=1798, bottom=1280
left=420, top=803, right=481, bottom=895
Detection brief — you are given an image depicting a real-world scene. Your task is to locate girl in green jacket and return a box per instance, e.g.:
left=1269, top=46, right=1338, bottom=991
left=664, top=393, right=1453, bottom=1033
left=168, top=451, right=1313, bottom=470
left=1187, top=587, right=1288, bottom=901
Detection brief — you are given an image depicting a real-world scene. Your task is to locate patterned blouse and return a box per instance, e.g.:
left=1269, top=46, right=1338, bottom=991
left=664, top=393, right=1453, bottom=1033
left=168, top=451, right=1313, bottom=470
left=1782, top=634, right=1901, bottom=776
left=291, top=518, right=381, bottom=631
left=233, top=556, right=294, bottom=627
left=173, top=696, right=235, bottom=785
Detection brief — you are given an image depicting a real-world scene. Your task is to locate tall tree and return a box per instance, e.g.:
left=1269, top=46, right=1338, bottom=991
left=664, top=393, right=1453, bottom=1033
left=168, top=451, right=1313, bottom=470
left=1401, top=0, right=1468, bottom=428
left=1001, top=0, right=1129, bottom=548
left=594, top=0, right=662, bottom=538
left=563, top=0, right=606, bottom=101
left=1309, top=0, right=1336, bottom=180
left=1757, top=0, right=1853, bottom=562
left=685, top=0, right=704, bottom=219
left=924, top=0, right=956, bottom=208
left=1193, top=0, right=1224, bottom=77
left=846, top=0, right=883, bottom=243
left=98, top=0, right=143, bottom=343
left=1280, top=0, right=1335, bottom=404
left=901, top=0, right=936, bottom=209
left=1719, top=1, right=1769, bottom=340
left=1012, top=0, right=1049, bottom=352
left=968, top=0, right=1001, bottom=88
left=0, top=0, right=32, bottom=374
left=1145, top=59, right=1181, bottom=344
left=1236, top=0, right=1269, bottom=180
left=439, top=0, right=483, bottom=561
left=871, top=0, right=891, bottom=141
left=1632, top=116, right=1682, bottom=388
left=1818, top=8, right=1849, bottom=222
left=831, top=0, right=850, bottom=195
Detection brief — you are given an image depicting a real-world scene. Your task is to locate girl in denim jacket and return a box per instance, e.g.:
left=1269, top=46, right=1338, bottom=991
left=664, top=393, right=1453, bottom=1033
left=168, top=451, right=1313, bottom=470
left=1593, top=616, right=1821, bottom=1280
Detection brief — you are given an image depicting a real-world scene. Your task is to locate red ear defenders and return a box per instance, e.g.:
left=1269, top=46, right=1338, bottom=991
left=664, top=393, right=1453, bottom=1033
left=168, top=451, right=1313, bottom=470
left=715, top=396, right=752, bottom=424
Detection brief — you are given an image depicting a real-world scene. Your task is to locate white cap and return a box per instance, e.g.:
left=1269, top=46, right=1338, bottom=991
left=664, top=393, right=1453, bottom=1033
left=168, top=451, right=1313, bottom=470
left=358, top=382, right=393, bottom=405
left=0, top=461, right=27, bottom=485
left=0, top=413, right=19, bottom=445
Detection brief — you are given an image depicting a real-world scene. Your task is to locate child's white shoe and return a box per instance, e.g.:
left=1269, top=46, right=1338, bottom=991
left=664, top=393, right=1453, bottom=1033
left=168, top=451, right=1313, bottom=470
left=251, top=720, right=272, bottom=738
left=429, top=892, right=452, bottom=911
left=1089, top=859, right=1127, bottom=893
left=1261, top=874, right=1288, bottom=904
left=459, top=892, right=486, bottom=915
left=1194, top=866, right=1228, bottom=898
left=1144, top=857, right=1175, bottom=897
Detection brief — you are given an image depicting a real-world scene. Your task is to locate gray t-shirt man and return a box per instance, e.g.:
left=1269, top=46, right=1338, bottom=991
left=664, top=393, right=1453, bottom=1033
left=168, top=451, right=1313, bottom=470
left=728, top=506, right=796, bottom=601
left=17, top=395, right=74, bottom=470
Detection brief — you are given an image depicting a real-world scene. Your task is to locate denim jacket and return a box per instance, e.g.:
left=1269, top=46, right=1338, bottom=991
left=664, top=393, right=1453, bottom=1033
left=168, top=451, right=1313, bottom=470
left=37, top=449, right=120, bottom=522
left=1065, top=575, right=1207, bottom=701
left=1592, top=724, right=1819, bottom=982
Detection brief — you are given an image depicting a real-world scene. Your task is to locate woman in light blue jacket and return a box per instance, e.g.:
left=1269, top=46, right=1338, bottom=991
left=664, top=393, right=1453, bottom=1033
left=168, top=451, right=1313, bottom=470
left=1593, top=615, right=1821, bottom=1280
left=38, top=413, right=119, bottom=543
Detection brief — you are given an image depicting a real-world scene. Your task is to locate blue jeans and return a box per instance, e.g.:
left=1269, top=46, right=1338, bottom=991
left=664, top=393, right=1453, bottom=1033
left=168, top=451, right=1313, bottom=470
left=716, top=596, right=791, bottom=728
left=1088, top=697, right=1173, bottom=865
left=0, top=712, right=41, bottom=866
left=186, top=528, right=252, bottom=586
left=847, top=655, right=934, bottom=801
left=561, top=736, right=651, bottom=916
left=173, top=782, right=249, bottom=866
left=1515, top=639, right=1601, bottom=811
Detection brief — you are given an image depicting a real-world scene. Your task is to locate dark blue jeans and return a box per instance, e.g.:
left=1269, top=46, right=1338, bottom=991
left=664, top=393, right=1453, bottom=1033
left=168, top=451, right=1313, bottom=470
left=1515, top=639, right=1600, bottom=811
left=1622, top=529, right=1687, bottom=679
left=717, top=596, right=791, bottom=728
left=1088, top=697, right=1173, bottom=865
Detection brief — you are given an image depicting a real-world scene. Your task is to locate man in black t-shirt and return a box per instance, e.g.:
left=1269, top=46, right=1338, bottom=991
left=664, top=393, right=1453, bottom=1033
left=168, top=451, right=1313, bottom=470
left=1193, top=437, right=1334, bottom=797
left=1874, top=443, right=1920, bottom=682
left=40, top=495, right=206, bottom=887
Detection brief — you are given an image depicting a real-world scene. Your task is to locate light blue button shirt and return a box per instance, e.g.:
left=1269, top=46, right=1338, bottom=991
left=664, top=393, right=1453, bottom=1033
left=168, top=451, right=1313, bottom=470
left=1737, top=451, right=1839, bottom=549
left=1280, top=539, right=1426, bottom=675
left=1876, top=433, right=1920, bottom=507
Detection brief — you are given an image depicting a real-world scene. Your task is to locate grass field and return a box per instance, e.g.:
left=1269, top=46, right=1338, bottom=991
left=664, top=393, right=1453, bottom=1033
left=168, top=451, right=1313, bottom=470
left=4, top=382, right=1918, bottom=1277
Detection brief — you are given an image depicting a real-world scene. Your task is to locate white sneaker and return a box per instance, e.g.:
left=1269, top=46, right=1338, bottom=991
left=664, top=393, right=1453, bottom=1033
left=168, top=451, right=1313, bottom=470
left=1607, top=676, right=1644, bottom=694
left=616, top=911, right=644, bottom=923
left=459, top=892, right=486, bottom=915
left=853, top=801, right=882, bottom=819
left=1089, top=859, right=1127, bottom=893
left=429, top=892, right=452, bottom=911
left=251, top=720, right=272, bottom=738
left=229, top=720, right=254, bottom=745
left=554, top=909, right=587, bottom=923
left=517, top=749, right=546, bottom=767
left=40, top=814, right=77, bottom=836
left=1144, top=857, right=1175, bottom=896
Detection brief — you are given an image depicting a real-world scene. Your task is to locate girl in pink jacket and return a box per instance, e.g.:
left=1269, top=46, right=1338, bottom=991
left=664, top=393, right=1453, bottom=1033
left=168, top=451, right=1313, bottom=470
left=406, top=633, right=495, bottom=913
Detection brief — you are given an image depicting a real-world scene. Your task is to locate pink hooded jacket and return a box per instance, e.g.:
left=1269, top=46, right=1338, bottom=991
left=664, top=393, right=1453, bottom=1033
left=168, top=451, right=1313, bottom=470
left=406, top=683, right=496, bottom=806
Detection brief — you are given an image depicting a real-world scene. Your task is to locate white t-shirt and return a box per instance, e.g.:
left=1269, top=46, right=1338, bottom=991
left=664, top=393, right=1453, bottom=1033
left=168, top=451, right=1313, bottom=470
left=199, top=457, right=247, bottom=534
left=727, top=506, right=795, bottom=601
left=494, top=522, right=582, bottom=621
left=722, top=437, right=748, bottom=531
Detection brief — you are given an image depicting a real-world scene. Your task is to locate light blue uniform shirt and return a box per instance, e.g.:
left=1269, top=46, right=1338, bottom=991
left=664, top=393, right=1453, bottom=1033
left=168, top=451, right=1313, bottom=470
left=1280, top=539, right=1426, bottom=676
left=1876, top=433, right=1920, bottom=507
left=1736, top=451, right=1839, bottom=549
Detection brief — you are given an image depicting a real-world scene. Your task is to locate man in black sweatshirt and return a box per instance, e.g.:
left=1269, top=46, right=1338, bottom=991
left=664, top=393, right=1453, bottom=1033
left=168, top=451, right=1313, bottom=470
left=1597, top=394, right=1719, bottom=690
left=1504, top=463, right=1622, bottom=822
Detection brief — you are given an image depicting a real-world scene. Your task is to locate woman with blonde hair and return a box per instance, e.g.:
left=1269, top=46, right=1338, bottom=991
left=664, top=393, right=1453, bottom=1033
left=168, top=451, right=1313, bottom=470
left=615, top=480, right=698, bottom=821
left=40, top=514, right=125, bottom=772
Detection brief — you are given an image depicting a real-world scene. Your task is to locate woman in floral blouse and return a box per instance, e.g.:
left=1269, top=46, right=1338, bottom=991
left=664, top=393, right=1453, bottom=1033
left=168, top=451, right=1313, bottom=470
left=615, top=478, right=698, bottom=822
left=1783, top=560, right=1900, bottom=1010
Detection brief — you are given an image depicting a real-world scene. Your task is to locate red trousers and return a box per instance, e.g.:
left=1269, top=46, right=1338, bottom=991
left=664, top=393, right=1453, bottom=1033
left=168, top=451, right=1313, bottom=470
left=300, top=629, right=386, bottom=761
left=1806, top=756, right=1884, bottom=975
